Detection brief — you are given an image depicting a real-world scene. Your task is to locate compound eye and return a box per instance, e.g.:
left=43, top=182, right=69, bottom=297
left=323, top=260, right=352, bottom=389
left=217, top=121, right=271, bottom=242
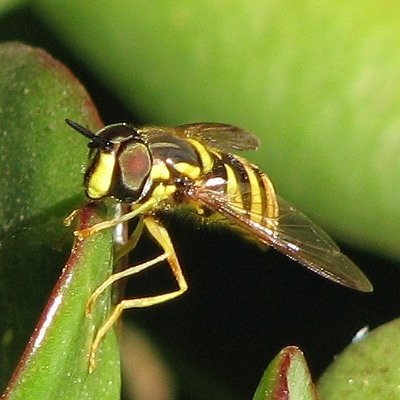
left=118, top=142, right=151, bottom=191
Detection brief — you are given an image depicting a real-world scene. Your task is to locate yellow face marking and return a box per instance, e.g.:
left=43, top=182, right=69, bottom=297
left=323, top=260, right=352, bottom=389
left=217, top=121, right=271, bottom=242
left=150, top=164, right=170, bottom=180
left=173, top=162, right=201, bottom=179
left=224, top=164, right=243, bottom=209
left=87, top=152, right=116, bottom=199
left=187, top=139, right=214, bottom=173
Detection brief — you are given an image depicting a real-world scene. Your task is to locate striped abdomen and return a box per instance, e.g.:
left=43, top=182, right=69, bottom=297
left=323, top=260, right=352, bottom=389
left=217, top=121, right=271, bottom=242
left=199, top=149, right=279, bottom=224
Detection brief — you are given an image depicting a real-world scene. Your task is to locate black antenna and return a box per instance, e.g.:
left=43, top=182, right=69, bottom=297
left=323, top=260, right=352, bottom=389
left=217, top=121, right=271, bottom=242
left=65, top=119, right=109, bottom=149
left=65, top=119, right=97, bottom=140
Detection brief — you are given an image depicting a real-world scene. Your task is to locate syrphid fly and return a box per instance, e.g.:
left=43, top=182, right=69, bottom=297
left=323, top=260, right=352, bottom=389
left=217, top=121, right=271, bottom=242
left=66, top=119, right=372, bottom=371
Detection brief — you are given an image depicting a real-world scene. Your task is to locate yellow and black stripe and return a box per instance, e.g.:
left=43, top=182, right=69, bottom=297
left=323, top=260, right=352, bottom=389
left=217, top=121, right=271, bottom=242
left=166, top=136, right=279, bottom=224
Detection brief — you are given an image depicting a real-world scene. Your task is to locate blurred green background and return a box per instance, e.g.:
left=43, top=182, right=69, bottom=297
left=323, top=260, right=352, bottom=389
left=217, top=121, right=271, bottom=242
left=1, top=2, right=400, bottom=399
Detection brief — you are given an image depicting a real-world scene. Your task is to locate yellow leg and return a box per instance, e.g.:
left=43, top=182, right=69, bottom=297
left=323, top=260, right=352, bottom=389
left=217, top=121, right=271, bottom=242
left=144, top=216, right=188, bottom=295
left=85, top=252, right=169, bottom=316
left=87, top=215, right=188, bottom=373
left=114, top=217, right=144, bottom=261
left=75, top=198, right=157, bottom=239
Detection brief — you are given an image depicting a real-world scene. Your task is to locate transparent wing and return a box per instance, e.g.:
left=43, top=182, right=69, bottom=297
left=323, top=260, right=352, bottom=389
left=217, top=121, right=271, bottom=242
left=188, top=187, right=372, bottom=292
left=174, top=123, right=260, bottom=152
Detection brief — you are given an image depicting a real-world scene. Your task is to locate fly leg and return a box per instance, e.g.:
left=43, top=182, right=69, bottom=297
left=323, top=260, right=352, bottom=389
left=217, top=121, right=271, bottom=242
left=114, top=217, right=144, bottom=261
left=87, top=215, right=188, bottom=372
left=74, top=198, right=157, bottom=239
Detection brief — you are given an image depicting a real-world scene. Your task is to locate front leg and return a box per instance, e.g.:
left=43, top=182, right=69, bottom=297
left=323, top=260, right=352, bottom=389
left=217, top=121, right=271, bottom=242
left=74, top=198, right=157, bottom=239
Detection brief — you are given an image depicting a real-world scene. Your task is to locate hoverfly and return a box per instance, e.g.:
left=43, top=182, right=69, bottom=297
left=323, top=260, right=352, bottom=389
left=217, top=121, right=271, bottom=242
left=65, top=119, right=372, bottom=371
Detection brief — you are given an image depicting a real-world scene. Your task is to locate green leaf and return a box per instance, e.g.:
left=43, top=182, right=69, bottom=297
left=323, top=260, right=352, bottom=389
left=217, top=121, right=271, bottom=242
left=0, top=42, right=101, bottom=223
left=2, top=205, right=120, bottom=399
left=253, top=346, right=319, bottom=400
left=0, top=43, right=120, bottom=398
left=318, top=319, right=400, bottom=399
left=0, top=0, right=25, bottom=16
left=31, top=1, right=400, bottom=260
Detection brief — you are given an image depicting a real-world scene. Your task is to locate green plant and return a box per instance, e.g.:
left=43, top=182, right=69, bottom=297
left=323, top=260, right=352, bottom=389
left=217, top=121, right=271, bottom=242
left=1, top=3, right=400, bottom=399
